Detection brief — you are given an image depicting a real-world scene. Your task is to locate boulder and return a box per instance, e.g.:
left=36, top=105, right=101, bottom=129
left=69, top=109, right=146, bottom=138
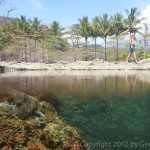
left=8, top=90, right=38, bottom=119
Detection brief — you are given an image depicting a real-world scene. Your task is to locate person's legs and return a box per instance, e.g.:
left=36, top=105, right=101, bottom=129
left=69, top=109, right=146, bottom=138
left=126, top=52, right=132, bottom=62
left=133, top=52, right=138, bottom=63
left=126, top=44, right=134, bottom=62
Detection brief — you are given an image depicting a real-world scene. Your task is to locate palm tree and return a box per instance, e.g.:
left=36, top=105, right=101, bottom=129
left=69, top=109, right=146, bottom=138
left=66, top=25, right=80, bottom=49
left=0, top=18, right=24, bottom=62
left=50, top=21, right=68, bottom=54
left=124, top=7, right=145, bottom=61
left=30, top=17, right=42, bottom=62
left=50, top=20, right=65, bottom=49
left=91, top=16, right=100, bottom=59
left=76, top=16, right=91, bottom=60
left=39, top=24, right=52, bottom=63
left=143, top=22, right=150, bottom=47
left=111, top=12, right=125, bottom=61
left=50, top=21, right=64, bottom=37
left=99, top=13, right=111, bottom=61
left=18, top=15, right=30, bottom=62
left=124, top=7, right=144, bottom=33
left=77, top=16, right=91, bottom=48
left=142, top=23, right=150, bottom=59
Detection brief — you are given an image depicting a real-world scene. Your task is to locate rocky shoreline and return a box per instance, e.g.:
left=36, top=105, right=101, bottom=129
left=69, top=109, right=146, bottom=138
left=1, top=58, right=150, bottom=71
left=0, top=90, right=88, bottom=150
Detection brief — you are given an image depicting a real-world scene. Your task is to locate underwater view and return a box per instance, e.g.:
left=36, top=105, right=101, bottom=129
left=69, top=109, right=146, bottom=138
left=0, top=70, right=150, bottom=150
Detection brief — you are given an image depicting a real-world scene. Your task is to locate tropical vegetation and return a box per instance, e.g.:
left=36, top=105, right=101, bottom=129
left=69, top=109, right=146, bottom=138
left=0, top=7, right=150, bottom=62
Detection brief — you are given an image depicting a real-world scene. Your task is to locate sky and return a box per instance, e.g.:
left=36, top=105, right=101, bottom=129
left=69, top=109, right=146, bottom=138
left=0, top=0, right=150, bottom=46
left=0, top=0, right=150, bottom=29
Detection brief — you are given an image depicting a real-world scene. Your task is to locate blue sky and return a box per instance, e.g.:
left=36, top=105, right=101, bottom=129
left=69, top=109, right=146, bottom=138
left=0, top=0, right=150, bottom=28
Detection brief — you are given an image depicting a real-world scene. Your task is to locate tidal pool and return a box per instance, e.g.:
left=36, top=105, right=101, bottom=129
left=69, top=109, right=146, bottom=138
left=0, top=70, right=150, bottom=150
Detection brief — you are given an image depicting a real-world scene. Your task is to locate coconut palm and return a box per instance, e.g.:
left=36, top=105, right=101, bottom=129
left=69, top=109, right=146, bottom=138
left=30, top=17, right=42, bottom=62
left=50, top=21, right=64, bottom=37
left=142, top=23, right=150, bottom=59
left=99, top=13, right=112, bottom=61
left=0, top=24, right=11, bottom=48
left=39, top=24, right=53, bottom=63
left=50, top=21, right=68, bottom=53
left=143, top=22, right=150, bottom=47
left=124, top=7, right=144, bottom=33
left=111, top=12, right=125, bottom=61
left=77, top=16, right=90, bottom=48
left=0, top=18, right=24, bottom=61
left=75, top=16, right=91, bottom=60
left=66, top=25, right=80, bottom=49
left=50, top=20, right=64, bottom=48
left=91, top=16, right=100, bottom=59
left=123, top=8, right=146, bottom=61
left=19, top=16, right=30, bottom=61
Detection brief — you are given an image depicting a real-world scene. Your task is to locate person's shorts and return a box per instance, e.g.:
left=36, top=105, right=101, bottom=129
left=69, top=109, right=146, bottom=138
left=130, top=44, right=135, bottom=52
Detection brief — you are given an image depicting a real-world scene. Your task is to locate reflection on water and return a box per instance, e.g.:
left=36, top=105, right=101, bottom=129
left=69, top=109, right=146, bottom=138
left=0, top=71, right=150, bottom=100
left=0, top=70, right=150, bottom=150
left=126, top=74, right=137, bottom=97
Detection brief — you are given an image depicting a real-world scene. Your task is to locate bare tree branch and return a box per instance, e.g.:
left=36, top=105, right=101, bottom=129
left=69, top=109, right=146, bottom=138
left=7, top=4, right=17, bottom=17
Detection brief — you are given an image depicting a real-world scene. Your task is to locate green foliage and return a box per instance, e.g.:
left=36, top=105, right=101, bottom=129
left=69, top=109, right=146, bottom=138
left=50, top=20, right=64, bottom=37
left=124, top=7, right=145, bottom=33
left=119, top=51, right=129, bottom=61
left=90, top=16, right=100, bottom=38
left=0, top=7, right=149, bottom=63
left=75, top=16, right=91, bottom=47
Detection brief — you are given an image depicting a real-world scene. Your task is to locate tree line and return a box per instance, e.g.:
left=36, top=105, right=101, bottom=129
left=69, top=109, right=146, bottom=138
left=0, top=7, right=149, bottom=63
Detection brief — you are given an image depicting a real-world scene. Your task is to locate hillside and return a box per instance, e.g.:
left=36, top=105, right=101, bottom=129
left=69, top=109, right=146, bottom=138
left=0, top=16, right=13, bottom=25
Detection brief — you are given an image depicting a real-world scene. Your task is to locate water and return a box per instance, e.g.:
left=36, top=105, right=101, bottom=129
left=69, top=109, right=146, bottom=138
left=0, top=70, right=150, bottom=150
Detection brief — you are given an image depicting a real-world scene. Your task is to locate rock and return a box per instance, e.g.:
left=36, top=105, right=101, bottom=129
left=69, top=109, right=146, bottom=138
left=0, top=91, right=89, bottom=150
left=8, top=90, right=38, bottom=119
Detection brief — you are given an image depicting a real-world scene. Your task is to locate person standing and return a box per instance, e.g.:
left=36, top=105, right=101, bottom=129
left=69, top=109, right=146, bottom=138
left=126, top=29, right=138, bottom=63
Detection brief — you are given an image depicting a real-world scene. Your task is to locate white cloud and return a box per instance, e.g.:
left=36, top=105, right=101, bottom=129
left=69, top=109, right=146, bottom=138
left=137, top=4, right=150, bottom=33
left=140, top=4, right=150, bottom=24
left=29, top=0, right=45, bottom=10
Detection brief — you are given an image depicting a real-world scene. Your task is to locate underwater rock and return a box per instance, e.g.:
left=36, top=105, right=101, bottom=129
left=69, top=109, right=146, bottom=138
left=8, top=90, right=38, bottom=119
left=0, top=91, right=89, bottom=150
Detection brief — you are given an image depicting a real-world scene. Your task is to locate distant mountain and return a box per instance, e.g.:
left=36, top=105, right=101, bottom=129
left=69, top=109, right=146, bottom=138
left=0, top=16, right=13, bottom=25
left=88, top=44, right=104, bottom=48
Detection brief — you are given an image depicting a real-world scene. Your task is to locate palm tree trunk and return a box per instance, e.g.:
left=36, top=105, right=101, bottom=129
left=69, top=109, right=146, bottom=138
left=24, top=45, right=27, bottom=62
left=77, top=38, right=79, bottom=48
left=116, top=38, right=119, bottom=61
left=144, top=37, right=146, bottom=59
left=85, top=37, right=88, bottom=61
left=28, top=38, right=32, bottom=62
left=104, top=37, right=107, bottom=61
left=71, top=34, right=75, bottom=49
left=34, top=39, right=37, bottom=62
left=94, top=37, right=97, bottom=59
left=16, top=54, right=19, bottom=62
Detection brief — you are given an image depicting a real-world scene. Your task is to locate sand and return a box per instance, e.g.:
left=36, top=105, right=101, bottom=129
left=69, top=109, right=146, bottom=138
left=1, top=58, right=150, bottom=71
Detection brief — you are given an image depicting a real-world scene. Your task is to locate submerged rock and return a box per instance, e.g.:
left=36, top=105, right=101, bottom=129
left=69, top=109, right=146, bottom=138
left=7, top=90, right=38, bottom=119
left=0, top=91, right=89, bottom=150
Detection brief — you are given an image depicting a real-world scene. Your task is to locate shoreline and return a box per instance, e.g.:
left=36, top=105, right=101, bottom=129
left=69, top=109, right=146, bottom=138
left=1, top=58, right=150, bottom=71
